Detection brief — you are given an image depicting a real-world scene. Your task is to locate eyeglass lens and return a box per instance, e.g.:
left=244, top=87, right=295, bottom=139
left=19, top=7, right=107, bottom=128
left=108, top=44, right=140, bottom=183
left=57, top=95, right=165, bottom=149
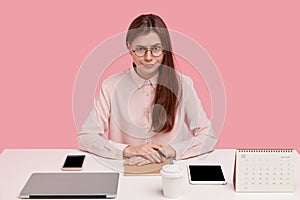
left=133, top=46, right=163, bottom=57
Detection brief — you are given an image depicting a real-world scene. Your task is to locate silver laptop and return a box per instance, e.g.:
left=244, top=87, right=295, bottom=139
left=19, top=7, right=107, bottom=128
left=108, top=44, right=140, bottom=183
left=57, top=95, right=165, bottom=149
left=19, top=172, right=119, bottom=199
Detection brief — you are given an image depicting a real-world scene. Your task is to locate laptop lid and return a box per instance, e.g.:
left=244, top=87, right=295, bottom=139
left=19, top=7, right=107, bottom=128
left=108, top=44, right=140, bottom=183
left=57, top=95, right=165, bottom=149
left=19, top=172, right=119, bottom=199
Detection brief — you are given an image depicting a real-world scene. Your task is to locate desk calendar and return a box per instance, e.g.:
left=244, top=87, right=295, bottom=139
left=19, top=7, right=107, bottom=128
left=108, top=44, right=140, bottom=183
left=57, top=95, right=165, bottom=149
left=233, top=149, right=295, bottom=192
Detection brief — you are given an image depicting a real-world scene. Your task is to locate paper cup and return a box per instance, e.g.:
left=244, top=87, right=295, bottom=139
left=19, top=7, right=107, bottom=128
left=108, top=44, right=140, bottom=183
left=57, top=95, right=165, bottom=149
left=160, top=165, right=184, bottom=198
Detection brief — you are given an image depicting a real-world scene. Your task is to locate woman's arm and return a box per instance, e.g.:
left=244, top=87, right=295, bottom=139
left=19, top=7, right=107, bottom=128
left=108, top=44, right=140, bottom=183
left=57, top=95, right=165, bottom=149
left=77, top=108, right=128, bottom=159
left=170, top=127, right=216, bottom=160
left=170, top=75, right=217, bottom=160
left=78, top=115, right=166, bottom=162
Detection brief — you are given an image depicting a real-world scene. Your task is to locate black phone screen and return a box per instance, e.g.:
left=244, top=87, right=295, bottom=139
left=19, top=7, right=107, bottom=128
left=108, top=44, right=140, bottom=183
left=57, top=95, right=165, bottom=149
left=189, top=165, right=225, bottom=181
left=63, top=155, right=85, bottom=168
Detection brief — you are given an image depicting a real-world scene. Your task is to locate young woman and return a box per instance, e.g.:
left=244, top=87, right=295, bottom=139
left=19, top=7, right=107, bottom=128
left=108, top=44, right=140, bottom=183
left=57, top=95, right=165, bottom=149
left=78, top=14, right=216, bottom=166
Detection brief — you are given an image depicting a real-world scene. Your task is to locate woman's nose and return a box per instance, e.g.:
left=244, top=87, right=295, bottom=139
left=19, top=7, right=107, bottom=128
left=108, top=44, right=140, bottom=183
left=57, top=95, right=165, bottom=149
left=144, top=50, right=153, bottom=61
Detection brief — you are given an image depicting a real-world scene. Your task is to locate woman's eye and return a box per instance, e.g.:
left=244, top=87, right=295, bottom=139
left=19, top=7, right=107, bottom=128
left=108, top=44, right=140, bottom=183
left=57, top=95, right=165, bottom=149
left=136, top=47, right=145, bottom=51
left=153, top=46, right=161, bottom=51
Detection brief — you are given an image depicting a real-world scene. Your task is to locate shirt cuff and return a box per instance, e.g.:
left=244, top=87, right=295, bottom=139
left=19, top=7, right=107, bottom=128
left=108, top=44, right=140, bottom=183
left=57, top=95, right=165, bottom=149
left=109, top=140, right=129, bottom=159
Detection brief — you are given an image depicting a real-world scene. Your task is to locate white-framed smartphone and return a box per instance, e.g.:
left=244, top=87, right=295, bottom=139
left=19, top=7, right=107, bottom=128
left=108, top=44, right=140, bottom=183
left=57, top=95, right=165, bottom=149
left=61, top=155, right=86, bottom=171
left=187, top=165, right=227, bottom=185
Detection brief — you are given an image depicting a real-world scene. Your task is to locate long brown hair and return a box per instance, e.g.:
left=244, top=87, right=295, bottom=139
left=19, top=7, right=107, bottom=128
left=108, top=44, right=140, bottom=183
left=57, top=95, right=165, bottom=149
left=126, top=14, right=180, bottom=133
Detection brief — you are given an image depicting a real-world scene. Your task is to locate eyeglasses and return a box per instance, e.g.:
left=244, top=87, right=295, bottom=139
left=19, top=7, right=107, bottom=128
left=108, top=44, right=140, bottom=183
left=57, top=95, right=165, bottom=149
left=132, top=45, right=164, bottom=57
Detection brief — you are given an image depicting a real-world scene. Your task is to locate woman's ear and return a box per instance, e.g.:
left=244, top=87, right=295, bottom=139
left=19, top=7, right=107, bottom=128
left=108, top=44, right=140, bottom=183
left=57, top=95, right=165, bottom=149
left=127, top=44, right=133, bottom=56
left=126, top=42, right=130, bottom=50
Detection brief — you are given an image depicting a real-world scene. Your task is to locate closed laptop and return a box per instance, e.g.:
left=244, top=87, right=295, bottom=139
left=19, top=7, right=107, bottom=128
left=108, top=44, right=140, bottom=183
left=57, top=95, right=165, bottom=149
left=19, top=172, right=119, bottom=199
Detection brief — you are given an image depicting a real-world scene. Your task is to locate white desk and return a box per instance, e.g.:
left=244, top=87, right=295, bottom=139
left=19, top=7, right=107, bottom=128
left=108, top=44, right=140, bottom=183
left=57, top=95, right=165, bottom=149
left=0, top=149, right=299, bottom=200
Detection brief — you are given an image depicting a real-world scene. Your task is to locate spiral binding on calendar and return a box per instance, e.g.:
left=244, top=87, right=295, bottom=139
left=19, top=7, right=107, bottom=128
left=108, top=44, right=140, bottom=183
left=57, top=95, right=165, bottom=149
left=237, top=149, right=294, bottom=153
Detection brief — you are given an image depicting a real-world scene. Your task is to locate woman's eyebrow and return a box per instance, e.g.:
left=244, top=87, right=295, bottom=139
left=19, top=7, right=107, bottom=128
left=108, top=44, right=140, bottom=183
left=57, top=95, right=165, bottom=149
left=134, top=43, right=162, bottom=47
left=151, top=43, right=162, bottom=46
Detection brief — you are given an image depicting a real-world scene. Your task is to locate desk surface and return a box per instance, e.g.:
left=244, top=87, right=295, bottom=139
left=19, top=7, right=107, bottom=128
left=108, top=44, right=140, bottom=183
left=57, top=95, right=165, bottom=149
left=0, top=149, right=299, bottom=200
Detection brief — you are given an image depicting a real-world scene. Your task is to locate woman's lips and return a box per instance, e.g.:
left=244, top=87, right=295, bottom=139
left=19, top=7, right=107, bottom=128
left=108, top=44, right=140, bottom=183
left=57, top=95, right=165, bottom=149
left=143, top=64, right=155, bottom=68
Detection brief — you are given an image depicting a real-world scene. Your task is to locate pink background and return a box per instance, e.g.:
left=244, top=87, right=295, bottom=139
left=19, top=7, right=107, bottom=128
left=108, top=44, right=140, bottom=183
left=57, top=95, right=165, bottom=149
left=1, top=1, right=299, bottom=153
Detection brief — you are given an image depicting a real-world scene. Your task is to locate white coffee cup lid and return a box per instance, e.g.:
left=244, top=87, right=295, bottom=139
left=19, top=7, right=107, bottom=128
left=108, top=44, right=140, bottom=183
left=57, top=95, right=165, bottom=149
left=161, top=165, right=183, bottom=178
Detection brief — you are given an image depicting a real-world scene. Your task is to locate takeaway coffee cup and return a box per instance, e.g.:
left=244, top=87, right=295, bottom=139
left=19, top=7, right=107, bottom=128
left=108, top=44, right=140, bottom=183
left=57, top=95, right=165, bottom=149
left=160, top=164, right=184, bottom=198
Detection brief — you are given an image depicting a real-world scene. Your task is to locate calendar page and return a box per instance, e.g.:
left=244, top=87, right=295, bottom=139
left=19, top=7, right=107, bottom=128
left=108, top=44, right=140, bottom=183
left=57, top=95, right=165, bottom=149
left=233, top=149, right=295, bottom=192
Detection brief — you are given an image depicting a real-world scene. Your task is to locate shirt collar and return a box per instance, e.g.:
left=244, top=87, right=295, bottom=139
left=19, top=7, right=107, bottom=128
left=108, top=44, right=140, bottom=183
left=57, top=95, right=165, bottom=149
left=130, top=67, right=158, bottom=89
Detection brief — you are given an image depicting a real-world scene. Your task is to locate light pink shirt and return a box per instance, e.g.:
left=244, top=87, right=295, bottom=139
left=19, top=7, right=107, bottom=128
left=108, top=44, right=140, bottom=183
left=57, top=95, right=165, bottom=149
left=78, top=67, right=216, bottom=160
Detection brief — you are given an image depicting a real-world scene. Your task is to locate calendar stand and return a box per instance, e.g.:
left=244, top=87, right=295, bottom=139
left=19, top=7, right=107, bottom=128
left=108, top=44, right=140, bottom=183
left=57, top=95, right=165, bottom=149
left=233, top=149, right=295, bottom=192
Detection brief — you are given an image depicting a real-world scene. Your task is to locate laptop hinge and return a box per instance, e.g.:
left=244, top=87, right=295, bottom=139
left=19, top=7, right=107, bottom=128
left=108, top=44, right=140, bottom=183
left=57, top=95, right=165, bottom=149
left=29, top=195, right=107, bottom=199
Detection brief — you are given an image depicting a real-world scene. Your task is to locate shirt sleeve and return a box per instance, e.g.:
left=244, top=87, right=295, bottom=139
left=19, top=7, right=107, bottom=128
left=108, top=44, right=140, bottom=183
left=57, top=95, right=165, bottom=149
left=77, top=80, right=127, bottom=160
left=170, top=76, right=217, bottom=160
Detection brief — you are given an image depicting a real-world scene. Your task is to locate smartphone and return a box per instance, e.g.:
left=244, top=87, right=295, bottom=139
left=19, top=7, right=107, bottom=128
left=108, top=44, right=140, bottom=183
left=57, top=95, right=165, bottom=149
left=62, top=155, right=86, bottom=171
left=187, top=165, right=227, bottom=185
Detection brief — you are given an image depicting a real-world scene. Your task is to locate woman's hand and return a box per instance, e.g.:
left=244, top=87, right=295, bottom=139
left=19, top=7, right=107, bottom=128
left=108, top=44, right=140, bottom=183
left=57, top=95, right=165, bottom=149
left=161, top=145, right=176, bottom=159
left=124, top=156, right=151, bottom=166
left=123, top=143, right=176, bottom=165
left=123, top=143, right=163, bottom=163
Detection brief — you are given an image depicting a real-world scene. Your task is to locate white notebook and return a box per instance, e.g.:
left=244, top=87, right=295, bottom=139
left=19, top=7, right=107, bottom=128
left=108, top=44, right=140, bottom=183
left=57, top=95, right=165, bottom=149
left=233, top=149, right=295, bottom=192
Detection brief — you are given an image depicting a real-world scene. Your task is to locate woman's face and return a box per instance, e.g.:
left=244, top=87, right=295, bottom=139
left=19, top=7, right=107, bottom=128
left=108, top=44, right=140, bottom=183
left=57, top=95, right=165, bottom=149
left=129, top=31, right=164, bottom=79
